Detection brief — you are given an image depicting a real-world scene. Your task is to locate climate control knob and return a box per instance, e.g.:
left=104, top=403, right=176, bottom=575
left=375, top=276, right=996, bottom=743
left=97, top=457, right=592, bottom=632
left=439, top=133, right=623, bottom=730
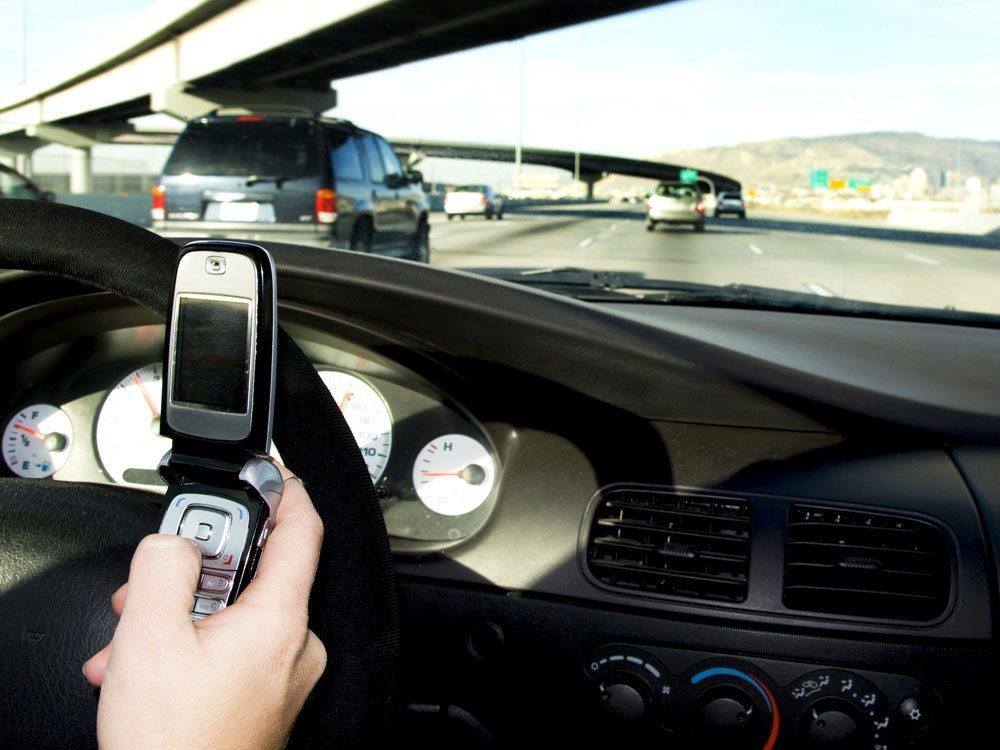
left=598, top=674, right=650, bottom=722
left=799, top=698, right=864, bottom=749
left=697, top=685, right=763, bottom=749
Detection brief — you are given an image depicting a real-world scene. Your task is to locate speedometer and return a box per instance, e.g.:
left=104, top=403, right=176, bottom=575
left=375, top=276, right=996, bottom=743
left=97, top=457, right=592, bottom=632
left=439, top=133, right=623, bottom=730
left=317, top=370, right=392, bottom=483
left=95, top=363, right=171, bottom=487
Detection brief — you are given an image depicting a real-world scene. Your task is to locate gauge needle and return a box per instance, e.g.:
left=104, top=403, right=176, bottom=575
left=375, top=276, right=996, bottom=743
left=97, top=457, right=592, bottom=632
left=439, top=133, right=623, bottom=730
left=338, top=389, right=354, bottom=410
left=422, top=471, right=464, bottom=477
left=133, top=375, right=159, bottom=418
left=13, top=424, right=44, bottom=439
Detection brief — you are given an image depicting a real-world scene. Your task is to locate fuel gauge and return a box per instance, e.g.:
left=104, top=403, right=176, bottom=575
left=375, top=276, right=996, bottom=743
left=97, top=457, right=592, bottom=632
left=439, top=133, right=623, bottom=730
left=3, top=404, right=74, bottom=478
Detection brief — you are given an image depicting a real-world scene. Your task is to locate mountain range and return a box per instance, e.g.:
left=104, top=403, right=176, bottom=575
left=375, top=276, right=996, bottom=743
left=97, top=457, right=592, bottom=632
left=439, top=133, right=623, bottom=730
left=609, top=132, right=1000, bottom=191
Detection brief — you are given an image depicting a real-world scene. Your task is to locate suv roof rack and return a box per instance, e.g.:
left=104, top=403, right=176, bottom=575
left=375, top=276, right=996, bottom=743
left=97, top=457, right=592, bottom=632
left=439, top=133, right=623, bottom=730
left=209, top=105, right=319, bottom=117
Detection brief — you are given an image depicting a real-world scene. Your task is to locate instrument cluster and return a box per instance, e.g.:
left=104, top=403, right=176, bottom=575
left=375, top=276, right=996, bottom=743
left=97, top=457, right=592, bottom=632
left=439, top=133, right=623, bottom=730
left=1, top=316, right=501, bottom=549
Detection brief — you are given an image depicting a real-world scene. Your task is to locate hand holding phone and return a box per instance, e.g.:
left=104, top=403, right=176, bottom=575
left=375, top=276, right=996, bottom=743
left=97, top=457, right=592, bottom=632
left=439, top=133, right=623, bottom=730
left=156, top=241, right=281, bottom=618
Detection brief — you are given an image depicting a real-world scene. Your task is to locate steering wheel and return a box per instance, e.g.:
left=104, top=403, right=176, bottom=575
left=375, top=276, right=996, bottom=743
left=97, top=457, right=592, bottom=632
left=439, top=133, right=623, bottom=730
left=0, top=199, right=399, bottom=748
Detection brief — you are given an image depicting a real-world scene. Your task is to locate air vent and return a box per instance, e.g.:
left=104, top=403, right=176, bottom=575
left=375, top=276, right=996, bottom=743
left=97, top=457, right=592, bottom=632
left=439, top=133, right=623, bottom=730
left=784, top=505, right=950, bottom=621
left=587, top=489, right=751, bottom=603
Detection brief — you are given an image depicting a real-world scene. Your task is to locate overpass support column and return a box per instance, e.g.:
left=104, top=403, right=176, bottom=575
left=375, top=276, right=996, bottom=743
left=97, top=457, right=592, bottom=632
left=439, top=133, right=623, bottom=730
left=69, top=147, right=94, bottom=194
left=583, top=175, right=599, bottom=199
left=14, top=153, right=32, bottom=178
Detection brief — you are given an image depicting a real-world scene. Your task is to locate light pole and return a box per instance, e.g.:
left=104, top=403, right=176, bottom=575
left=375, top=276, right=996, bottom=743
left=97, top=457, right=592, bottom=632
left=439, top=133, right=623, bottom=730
left=514, top=38, right=524, bottom=197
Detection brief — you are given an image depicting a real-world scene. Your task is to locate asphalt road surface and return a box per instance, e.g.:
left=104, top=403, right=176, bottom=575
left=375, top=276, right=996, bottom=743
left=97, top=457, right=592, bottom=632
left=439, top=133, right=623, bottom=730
left=428, top=204, right=1000, bottom=317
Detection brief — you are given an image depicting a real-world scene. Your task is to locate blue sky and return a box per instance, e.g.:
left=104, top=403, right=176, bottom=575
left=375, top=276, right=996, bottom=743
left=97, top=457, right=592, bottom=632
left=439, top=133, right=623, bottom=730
left=2, top=0, right=998, bottom=181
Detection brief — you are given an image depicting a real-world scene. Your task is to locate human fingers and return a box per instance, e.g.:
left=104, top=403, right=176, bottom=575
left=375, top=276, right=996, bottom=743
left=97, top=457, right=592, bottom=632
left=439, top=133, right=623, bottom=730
left=111, top=582, right=127, bottom=616
left=115, top=534, right=202, bottom=641
left=83, top=644, right=111, bottom=687
left=237, top=465, right=323, bottom=612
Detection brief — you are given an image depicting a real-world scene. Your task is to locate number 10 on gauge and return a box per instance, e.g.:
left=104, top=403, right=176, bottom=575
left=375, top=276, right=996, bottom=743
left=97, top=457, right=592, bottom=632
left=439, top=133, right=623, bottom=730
left=413, top=433, right=495, bottom=516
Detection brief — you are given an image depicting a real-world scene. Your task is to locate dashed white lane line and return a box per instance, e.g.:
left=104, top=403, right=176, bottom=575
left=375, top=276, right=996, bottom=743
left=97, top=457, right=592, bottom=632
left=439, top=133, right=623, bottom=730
left=904, top=252, right=941, bottom=266
left=578, top=237, right=596, bottom=248
left=803, top=282, right=836, bottom=297
left=610, top=224, right=619, bottom=231
left=748, top=243, right=764, bottom=255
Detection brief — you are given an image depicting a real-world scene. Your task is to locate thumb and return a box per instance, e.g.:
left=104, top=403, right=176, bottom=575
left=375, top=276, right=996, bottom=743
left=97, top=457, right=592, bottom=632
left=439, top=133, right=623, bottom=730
left=116, top=534, right=202, bottom=638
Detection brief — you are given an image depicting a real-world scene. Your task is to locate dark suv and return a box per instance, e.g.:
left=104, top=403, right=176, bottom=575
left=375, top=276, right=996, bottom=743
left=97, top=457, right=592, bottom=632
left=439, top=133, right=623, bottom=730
left=152, top=110, right=430, bottom=261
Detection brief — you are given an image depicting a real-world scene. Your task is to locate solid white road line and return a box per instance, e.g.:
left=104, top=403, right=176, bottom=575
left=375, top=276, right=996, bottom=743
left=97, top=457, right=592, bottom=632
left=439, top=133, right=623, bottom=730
left=803, top=282, right=836, bottom=297
left=904, top=252, right=941, bottom=266
left=748, top=244, right=764, bottom=255
left=578, top=237, right=596, bottom=248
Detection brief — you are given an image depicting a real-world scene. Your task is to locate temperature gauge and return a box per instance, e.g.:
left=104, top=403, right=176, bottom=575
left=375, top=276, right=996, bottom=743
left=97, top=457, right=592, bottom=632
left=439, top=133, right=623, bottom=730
left=3, top=404, right=74, bottom=478
left=412, top=433, right=495, bottom=516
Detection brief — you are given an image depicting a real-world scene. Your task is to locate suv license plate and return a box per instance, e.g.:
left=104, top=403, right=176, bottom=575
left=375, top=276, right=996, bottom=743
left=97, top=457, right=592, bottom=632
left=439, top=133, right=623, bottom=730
left=219, top=202, right=260, bottom=222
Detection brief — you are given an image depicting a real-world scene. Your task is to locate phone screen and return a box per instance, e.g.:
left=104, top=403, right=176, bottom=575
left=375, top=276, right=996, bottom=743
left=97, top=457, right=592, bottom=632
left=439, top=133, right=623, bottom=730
left=173, top=296, right=252, bottom=413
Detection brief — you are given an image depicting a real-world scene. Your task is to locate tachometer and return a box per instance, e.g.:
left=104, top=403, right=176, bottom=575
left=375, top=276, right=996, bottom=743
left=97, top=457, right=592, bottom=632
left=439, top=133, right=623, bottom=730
left=317, top=370, right=392, bottom=483
left=3, top=404, right=73, bottom=478
left=412, top=434, right=495, bottom=516
left=95, top=363, right=171, bottom=487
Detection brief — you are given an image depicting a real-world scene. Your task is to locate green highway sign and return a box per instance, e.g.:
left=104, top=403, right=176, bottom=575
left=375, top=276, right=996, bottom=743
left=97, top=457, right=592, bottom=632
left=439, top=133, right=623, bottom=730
left=810, top=169, right=828, bottom=189
left=848, top=179, right=872, bottom=189
left=679, top=168, right=698, bottom=183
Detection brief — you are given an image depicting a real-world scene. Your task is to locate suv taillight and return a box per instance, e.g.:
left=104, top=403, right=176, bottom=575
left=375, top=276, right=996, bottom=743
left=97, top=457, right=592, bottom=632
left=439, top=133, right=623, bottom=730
left=316, top=189, right=337, bottom=224
left=481, top=195, right=487, bottom=205
left=152, top=184, right=165, bottom=221
left=696, top=199, right=705, bottom=213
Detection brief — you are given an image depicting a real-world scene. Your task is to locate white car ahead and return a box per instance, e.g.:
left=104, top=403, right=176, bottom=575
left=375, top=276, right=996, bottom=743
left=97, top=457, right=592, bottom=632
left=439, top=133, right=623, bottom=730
left=445, top=184, right=504, bottom=220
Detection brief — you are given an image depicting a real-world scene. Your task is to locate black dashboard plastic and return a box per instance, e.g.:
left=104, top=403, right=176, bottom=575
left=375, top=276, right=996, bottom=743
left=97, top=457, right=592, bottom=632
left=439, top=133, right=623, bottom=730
left=1, top=240, right=998, bottom=746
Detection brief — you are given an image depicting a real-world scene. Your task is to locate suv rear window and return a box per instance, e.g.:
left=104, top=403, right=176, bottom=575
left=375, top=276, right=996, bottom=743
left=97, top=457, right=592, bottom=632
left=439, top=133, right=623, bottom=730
left=454, top=185, right=487, bottom=193
left=163, top=119, right=320, bottom=178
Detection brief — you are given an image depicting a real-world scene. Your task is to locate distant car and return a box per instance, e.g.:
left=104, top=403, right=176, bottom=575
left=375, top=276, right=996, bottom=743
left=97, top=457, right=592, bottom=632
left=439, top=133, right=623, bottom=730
left=646, top=181, right=705, bottom=232
left=0, top=163, right=53, bottom=202
left=445, top=184, right=504, bottom=220
left=715, top=191, right=747, bottom=219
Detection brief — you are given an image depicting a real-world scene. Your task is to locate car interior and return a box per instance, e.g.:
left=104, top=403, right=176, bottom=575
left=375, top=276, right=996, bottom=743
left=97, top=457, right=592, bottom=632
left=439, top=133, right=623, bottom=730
left=0, top=195, right=997, bottom=749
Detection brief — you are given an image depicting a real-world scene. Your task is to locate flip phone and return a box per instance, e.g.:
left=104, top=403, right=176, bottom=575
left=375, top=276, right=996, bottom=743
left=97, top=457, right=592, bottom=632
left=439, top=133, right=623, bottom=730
left=156, top=241, right=281, bottom=619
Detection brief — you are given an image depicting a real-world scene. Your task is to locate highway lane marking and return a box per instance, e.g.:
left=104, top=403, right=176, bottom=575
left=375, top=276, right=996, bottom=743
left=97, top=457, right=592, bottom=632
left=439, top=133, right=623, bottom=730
left=803, top=282, right=836, bottom=297
left=903, top=253, right=941, bottom=266
left=578, top=237, right=596, bottom=248
left=830, top=236, right=850, bottom=243
left=748, top=244, right=764, bottom=255
left=610, top=224, right=618, bottom=231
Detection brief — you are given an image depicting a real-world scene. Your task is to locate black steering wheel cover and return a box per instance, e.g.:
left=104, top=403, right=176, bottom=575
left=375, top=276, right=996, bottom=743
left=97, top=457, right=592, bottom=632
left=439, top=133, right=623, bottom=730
left=0, top=200, right=398, bottom=747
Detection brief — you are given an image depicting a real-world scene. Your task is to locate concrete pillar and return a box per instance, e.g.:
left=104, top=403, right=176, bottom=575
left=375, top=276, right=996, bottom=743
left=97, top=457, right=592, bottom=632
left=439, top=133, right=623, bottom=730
left=69, top=147, right=93, bottom=194
left=14, top=152, right=32, bottom=178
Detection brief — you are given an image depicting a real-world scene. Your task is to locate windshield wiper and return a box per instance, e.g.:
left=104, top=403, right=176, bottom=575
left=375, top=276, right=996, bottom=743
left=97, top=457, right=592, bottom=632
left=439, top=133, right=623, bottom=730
left=471, top=266, right=1000, bottom=324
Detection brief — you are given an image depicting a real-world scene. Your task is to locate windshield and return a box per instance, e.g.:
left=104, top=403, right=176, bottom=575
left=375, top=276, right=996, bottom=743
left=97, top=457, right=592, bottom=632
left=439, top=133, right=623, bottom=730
left=2, top=0, right=999, bottom=320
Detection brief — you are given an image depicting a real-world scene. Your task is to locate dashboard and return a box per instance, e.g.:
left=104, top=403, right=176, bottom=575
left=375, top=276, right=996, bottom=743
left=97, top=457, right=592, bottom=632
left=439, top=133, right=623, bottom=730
left=1, top=240, right=998, bottom=749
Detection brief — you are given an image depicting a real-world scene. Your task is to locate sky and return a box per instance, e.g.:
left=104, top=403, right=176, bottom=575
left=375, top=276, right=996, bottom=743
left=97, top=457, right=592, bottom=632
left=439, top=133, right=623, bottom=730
left=2, top=0, right=999, bottom=182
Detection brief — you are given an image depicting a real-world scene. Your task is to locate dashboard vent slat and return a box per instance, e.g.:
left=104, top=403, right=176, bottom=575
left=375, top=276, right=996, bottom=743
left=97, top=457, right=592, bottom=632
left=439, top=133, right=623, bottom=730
left=587, top=490, right=751, bottom=603
left=784, top=505, right=950, bottom=621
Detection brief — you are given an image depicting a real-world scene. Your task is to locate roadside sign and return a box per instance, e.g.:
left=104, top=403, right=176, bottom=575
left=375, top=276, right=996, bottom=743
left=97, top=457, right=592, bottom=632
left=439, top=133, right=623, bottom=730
left=828, top=178, right=847, bottom=190
left=679, top=168, right=697, bottom=183
left=809, top=169, right=828, bottom=189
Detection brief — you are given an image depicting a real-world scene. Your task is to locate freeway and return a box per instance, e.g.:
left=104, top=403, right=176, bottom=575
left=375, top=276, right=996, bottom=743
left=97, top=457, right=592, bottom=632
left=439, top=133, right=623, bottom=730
left=427, top=204, right=1000, bottom=317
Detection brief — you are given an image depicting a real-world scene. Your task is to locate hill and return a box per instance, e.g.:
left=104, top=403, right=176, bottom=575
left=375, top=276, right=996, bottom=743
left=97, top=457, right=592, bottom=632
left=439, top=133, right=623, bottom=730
left=600, top=132, right=1000, bottom=192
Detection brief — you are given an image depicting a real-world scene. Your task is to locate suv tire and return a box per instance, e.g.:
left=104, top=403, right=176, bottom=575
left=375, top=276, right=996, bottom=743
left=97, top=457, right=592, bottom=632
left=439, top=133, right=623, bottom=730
left=350, top=219, right=374, bottom=253
left=411, top=220, right=430, bottom=263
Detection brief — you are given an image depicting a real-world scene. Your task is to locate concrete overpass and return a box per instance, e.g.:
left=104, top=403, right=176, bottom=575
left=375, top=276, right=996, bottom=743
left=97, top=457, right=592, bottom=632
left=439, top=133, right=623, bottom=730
left=0, top=0, right=673, bottom=189
left=393, top=140, right=742, bottom=198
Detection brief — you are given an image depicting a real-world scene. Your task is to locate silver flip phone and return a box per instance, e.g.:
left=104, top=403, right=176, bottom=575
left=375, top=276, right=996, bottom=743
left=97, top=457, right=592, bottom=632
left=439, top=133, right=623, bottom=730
left=156, top=241, right=281, bottom=619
